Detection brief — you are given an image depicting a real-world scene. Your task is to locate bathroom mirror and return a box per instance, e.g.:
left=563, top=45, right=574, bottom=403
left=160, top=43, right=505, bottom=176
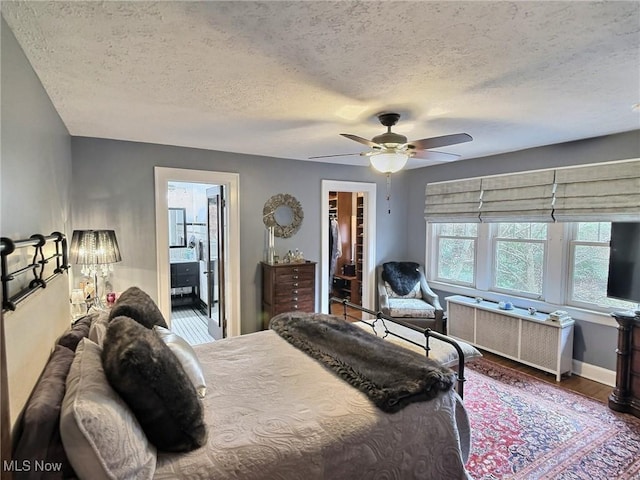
left=168, top=207, right=187, bottom=248
left=263, top=193, right=303, bottom=238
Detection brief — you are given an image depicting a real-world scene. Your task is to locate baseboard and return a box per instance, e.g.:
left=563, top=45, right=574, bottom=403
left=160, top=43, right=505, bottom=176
left=572, top=360, right=616, bottom=387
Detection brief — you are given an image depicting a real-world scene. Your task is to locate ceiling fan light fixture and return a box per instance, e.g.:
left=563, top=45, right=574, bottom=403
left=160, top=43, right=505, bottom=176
left=369, top=151, right=409, bottom=173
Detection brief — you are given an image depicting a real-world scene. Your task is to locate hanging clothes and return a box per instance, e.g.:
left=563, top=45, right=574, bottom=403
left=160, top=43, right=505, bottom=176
left=329, top=218, right=341, bottom=289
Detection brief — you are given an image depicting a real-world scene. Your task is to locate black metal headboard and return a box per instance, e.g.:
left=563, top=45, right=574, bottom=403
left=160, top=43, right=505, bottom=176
left=1, top=232, right=68, bottom=312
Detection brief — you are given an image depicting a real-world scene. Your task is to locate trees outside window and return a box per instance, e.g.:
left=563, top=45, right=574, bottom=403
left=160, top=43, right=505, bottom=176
left=569, top=222, right=636, bottom=310
left=493, top=223, right=547, bottom=297
left=435, top=223, right=477, bottom=285
left=429, top=221, right=636, bottom=313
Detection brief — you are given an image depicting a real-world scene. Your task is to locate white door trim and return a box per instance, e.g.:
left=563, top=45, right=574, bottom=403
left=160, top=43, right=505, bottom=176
left=320, top=180, right=376, bottom=313
left=154, top=167, right=241, bottom=337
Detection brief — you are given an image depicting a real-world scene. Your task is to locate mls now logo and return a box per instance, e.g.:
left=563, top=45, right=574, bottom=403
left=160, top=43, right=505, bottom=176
left=3, top=460, right=63, bottom=472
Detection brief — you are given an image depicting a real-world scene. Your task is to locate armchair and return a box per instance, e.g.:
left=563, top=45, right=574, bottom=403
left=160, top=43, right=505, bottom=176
left=377, top=262, right=445, bottom=333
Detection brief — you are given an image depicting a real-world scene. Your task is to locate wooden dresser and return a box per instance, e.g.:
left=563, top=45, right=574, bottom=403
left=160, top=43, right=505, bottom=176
left=609, top=310, right=640, bottom=418
left=261, top=261, right=316, bottom=329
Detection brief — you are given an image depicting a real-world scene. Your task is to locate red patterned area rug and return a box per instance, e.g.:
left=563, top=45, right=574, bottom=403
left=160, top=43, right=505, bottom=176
left=464, top=358, right=640, bottom=479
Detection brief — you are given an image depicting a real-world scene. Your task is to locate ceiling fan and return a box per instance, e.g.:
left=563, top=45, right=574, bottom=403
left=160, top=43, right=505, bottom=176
left=310, top=113, right=472, bottom=173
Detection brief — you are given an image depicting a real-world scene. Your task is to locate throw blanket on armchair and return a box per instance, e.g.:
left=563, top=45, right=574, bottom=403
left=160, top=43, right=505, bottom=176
left=382, top=262, right=422, bottom=296
left=269, top=312, right=455, bottom=413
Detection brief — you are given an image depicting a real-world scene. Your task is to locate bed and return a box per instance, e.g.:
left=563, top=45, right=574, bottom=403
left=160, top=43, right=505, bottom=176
left=4, top=241, right=476, bottom=480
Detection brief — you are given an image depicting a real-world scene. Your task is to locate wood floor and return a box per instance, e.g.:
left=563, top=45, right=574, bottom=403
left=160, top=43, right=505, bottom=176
left=478, top=350, right=612, bottom=403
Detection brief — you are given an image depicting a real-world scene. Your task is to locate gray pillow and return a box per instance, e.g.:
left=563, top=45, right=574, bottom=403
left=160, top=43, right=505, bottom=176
left=108, top=286, right=168, bottom=329
left=88, top=311, right=109, bottom=346
left=154, top=326, right=207, bottom=398
left=102, top=316, right=207, bottom=452
left=57, top=313, right=95, bottom=351
left=13, top=345, right=76, bottom=480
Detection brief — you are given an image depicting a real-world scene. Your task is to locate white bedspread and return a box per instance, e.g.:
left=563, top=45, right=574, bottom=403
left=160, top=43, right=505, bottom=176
left=154, top=330, right=472, bottom=480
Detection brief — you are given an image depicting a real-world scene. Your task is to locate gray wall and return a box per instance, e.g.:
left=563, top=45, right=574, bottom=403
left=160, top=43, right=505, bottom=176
left=70, top=137, right=410, bottom=333
left=406, top=131, right=640, bottom=371
left=1, top=17, right=72, bottom=239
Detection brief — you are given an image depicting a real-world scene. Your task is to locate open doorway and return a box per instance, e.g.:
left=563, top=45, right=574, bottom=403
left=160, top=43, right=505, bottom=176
left=166, top=181, right=226, bottom=343
left=320, top=180, right=376, bottom=315
left=154, top=167, right=241, bottom=340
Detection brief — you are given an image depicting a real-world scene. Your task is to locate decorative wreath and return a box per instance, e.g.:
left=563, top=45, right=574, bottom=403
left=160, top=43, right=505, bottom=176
left=263, top=193, right=303, bottom=238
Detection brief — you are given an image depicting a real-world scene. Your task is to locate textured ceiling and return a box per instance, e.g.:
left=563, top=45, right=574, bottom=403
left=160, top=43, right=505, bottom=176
left=2, top=1, right=639, bottom=169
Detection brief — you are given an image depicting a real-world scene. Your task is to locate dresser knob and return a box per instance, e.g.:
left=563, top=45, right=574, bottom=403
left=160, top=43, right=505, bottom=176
left=293, top=305, right=299, bottom=309
left=292, top=289, right=298, bottom=294
left=293, top=275, right=299, bottom=279
left=292, top=297, right=298, bottom=302
left=293, top=268, right=299, bottom=272
left=293, top=283, right=299, bottom=287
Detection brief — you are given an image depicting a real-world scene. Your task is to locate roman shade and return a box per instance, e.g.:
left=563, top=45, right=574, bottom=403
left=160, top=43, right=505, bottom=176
left=425, top=158, right=640, bottom=223
left=424, top=178, right=482, bottom=223
left=553, top=160, right=640, bottom=222
left=479, top=170, right=556, bottom=222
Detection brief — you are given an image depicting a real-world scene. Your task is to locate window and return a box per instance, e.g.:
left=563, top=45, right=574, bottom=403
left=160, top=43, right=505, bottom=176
left=428, top=220, right=637, bottom=314
left=569, top=222, right=636, bottom=310
left=493, top=223, right=547, bottom=297
left=435, top=223, right=477, bottom=285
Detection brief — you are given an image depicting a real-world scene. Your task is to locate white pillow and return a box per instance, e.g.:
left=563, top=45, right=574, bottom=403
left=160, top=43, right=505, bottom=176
left=60, top=338, right=156, bottom=480
left=154, top=325, right=207, bottom=398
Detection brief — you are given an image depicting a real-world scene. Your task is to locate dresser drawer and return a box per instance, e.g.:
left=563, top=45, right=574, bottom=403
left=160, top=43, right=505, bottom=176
left=272, top=299, right=315, bottom=315
left=172, top=273, right=198, bottom=288
left=170, top=262, right=199, bottom=289
left=275, top=267, right=314, bottom=283
left=274, top=286, right=313, bottom=302
left=171, top=262, right=198, bottom=275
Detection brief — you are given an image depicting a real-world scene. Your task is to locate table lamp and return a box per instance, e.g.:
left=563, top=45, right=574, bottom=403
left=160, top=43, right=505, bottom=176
left=69, top=229, right=121, bottom=307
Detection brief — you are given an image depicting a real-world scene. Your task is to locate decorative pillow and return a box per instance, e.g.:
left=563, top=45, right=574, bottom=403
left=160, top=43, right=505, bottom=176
left=60, top=338, right=156, bottom=480
left=385, top=280, right=422, bottom=299
left=108, top=286, right=168, bottom=329
left=88, top=311, right=110, bottom=346
left=57, top=313, right=96, bottom=351
left=13, top=345, right=76, bottom=479
left=102, top=316, right=207, bottom=452
left=154, top=325, right=207, bottom=398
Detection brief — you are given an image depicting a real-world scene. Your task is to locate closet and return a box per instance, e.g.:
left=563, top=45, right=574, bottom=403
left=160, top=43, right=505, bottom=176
left=329, top=191, right=363, bottom=306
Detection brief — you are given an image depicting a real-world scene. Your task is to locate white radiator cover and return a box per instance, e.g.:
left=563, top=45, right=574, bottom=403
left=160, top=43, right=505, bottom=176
left=446, top=295, right=574, bottom=381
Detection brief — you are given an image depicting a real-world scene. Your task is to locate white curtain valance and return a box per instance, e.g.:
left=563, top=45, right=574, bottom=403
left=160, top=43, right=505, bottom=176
left=425, top=159, right=640, bottom=223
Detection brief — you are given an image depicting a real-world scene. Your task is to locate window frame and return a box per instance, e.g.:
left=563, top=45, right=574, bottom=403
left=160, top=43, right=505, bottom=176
left=426, top=220, right=633, bottom=320
left=490, top=223, right=549, bottom=300
left=431, top=223, right=478, bottom=287
left=566, top=222, right=636, bottom=312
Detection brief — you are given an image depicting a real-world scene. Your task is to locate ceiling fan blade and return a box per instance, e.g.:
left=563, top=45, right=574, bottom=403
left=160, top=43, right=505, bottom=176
left=408, top=133, right=472, bottom=150
left=340, top=133, right=382, bottom=149
left=411, top=150, right=461, bottom=162
left=308, top=152, right=364, bottom=159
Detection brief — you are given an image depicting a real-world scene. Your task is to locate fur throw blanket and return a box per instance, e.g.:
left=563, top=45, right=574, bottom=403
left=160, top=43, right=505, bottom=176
left=382, top=262, right=422, bottom=296
left=270, top=312, right=455, bottom=413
